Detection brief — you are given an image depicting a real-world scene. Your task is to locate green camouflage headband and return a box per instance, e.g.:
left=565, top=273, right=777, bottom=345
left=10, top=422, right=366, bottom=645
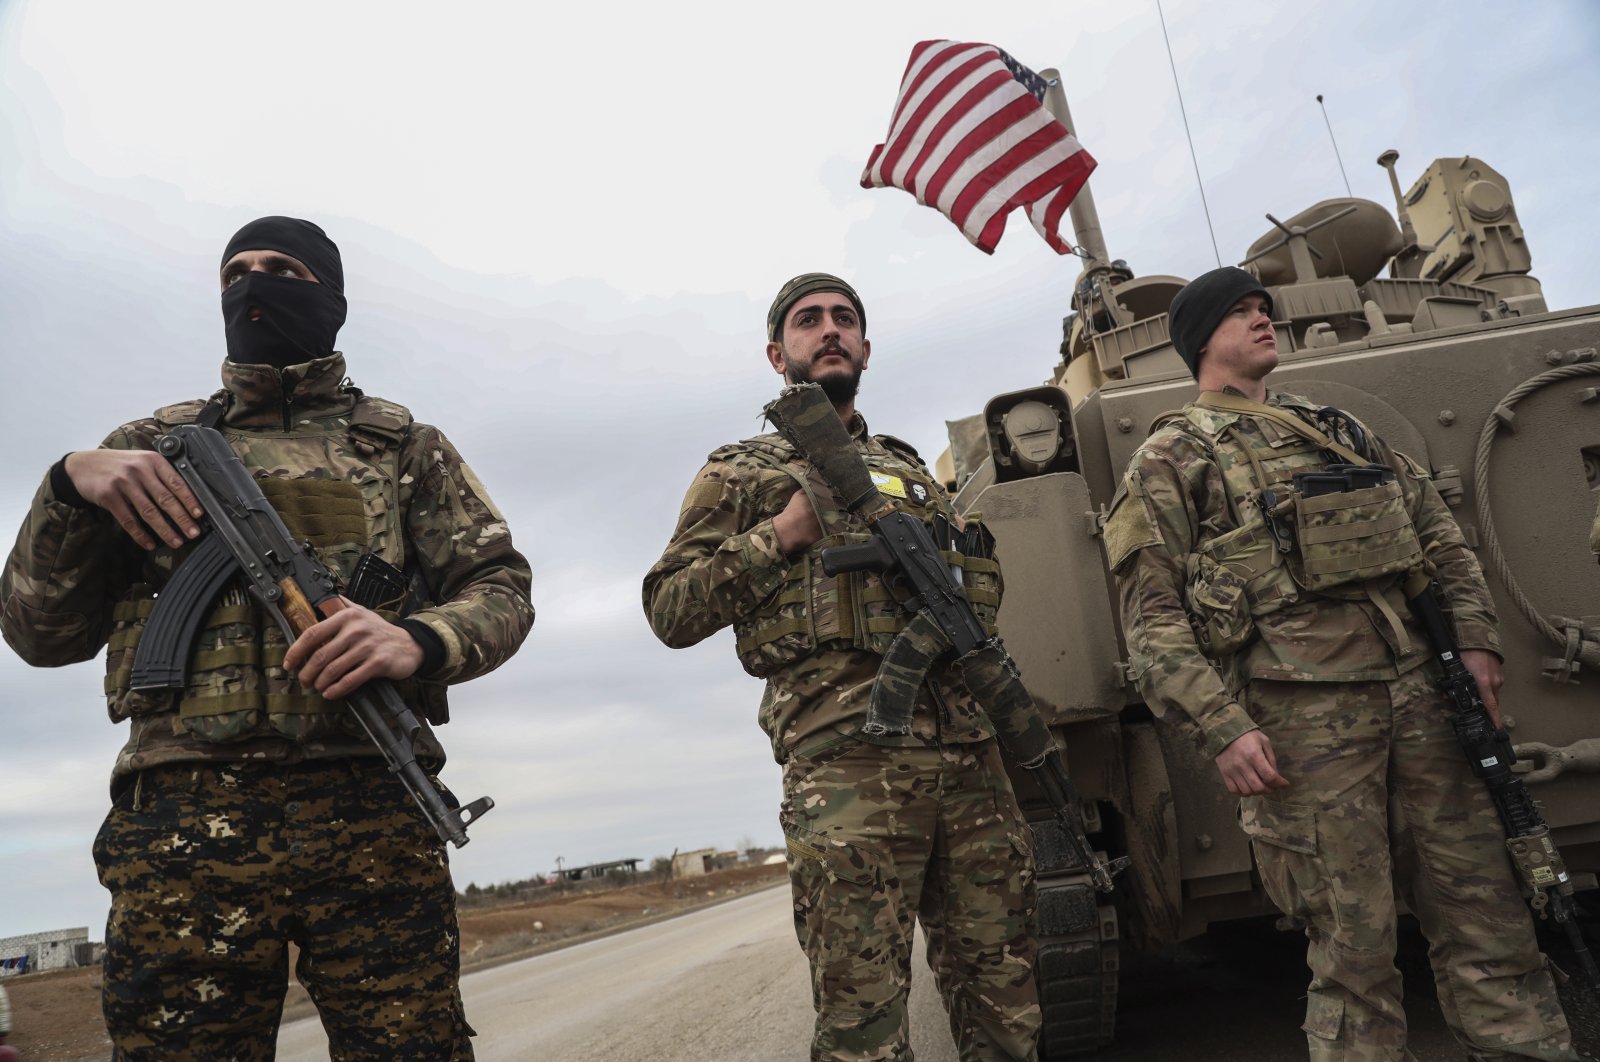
left=767, top=273, right=867, bottom=342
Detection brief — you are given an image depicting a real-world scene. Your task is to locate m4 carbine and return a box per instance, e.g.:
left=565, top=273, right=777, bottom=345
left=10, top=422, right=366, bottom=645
left=129, top=424, right=493, bottom=848
left=764, top=383, right=1127, bottom=893
left=1405, top=574, right=1598, bottom=985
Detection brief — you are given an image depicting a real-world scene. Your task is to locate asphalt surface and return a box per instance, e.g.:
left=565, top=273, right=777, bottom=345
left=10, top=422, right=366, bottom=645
left=276, top=883, right=1600, bottom=1060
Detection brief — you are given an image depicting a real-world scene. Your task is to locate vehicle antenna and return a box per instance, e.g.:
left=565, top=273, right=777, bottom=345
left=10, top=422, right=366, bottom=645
left=1155, top=0, right=1221, bottom=268
left=1317, top=94, right=1353, bottom=196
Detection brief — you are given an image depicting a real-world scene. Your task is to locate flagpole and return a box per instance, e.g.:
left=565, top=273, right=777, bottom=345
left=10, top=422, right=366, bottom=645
left=1039, top=69, right=1109, bottom=271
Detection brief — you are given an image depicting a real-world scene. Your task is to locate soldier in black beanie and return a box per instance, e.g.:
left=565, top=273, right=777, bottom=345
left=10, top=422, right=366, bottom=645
left=1101, top=263, right=1577, bottom=1058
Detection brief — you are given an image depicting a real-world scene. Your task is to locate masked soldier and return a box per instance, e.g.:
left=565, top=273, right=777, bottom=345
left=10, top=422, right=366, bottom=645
left=643, top=274, right=1039, bottom=1061
left=1, top=217, right=534, bottom=1060
left=1105, top=266, right=1574, bottom=1061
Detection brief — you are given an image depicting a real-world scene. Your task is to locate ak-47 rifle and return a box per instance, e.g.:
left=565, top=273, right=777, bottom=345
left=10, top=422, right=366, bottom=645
left=764, top=383, right=1127, bottom=892
left=128, top=424, right=493, bottom=848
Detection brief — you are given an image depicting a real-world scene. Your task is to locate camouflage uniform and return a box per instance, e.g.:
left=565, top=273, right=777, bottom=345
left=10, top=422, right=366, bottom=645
left=2, top=352, right=534, bottom=1059
left=644, top=416, right=1040, bottom=1062
left=1106, top=390, right=1573, bottom=1062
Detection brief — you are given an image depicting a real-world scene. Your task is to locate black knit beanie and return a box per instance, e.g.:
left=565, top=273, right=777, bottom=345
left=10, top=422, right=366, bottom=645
left=1167, top=266, right=1272, bottom=377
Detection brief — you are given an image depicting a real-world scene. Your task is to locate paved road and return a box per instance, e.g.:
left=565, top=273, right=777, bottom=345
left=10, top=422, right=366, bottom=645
left=277, top=883, right=1597, bottom=1060
left=277, top=885, right=951, bottom=1061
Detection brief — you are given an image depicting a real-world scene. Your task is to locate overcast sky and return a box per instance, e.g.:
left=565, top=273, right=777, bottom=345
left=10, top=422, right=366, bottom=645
left=2, top=0, right=1597, bottom=940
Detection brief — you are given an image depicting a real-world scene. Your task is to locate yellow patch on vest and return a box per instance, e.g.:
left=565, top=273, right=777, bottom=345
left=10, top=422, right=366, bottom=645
left=870, top=471, right=907, bottom=499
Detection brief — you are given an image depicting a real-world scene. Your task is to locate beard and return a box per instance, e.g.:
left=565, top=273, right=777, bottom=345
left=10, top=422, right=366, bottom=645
left=784, top=344, right=862, bottom=404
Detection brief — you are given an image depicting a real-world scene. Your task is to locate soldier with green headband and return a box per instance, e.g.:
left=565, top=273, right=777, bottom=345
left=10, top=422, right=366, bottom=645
left=644, top=273, right=1041, bottom=1061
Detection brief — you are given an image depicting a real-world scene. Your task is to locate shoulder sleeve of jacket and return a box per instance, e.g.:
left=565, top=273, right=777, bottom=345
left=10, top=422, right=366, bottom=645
left=1106, top=429, right=1210, bottom=570
left=1104, top=469, right=1166, bottom=573
left=1112, top=436, right=1258, bottom=759
left=642, top=449, right=794, bottom=650
left=1, top=419, right=157, bottom=667
left=397, top=423, right=534, bottom=684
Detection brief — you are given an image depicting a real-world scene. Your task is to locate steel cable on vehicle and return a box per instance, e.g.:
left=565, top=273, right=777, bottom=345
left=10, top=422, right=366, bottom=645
left=1473, top=361, right=1600, bottom=672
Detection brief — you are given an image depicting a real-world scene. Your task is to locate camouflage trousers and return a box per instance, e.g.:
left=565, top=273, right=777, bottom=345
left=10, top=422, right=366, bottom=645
left=93, top=757, right=474, bottom=1061
left=780, top=738, right=1040, bottom=1062
left=1238, top=666, right=1575, bottom=1062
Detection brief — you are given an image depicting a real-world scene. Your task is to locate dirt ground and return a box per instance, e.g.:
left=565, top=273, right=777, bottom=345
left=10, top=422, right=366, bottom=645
left=1, top=862, right=787, bottom=1062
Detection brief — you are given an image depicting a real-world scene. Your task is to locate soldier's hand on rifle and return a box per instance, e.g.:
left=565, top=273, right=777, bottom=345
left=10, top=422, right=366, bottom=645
left=1216, top=729, right=1291, bottom=796
left=283, top=599, right=425, bottom=700
left=64, top=450, right=204, bottom=550
left=772, top=488, right=823, bottom=556
left=1460, top=649, right=1504, bottom=728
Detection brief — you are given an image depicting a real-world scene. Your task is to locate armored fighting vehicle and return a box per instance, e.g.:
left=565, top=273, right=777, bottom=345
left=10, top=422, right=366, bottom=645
left=943, top=72, right=1600, bottom=1056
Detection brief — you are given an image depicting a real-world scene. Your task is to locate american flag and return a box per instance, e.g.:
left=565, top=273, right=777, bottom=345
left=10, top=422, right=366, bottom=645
left=861, top=40, right=1096, bottom=255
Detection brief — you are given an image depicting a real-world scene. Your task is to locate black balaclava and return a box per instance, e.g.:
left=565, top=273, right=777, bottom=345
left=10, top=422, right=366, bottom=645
left=220, top=216, right=348, bottom=368
left=1167, top=266, right=1273, bottom=377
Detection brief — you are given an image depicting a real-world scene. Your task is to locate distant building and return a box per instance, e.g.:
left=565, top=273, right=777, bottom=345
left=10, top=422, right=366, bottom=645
left=0, top=928, right=97, bottom=975
left=671, top=848, right=717, bottom=879
left=553, top=859, right=641, bottom=883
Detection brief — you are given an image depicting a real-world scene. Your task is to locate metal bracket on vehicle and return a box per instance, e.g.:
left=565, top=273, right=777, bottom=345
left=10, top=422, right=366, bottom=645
left=1513, top=738, right=1600, bottom=785
left=1087, top=505, right=1108, bottom=537
left=1539, top=617, right=1593, bottom=683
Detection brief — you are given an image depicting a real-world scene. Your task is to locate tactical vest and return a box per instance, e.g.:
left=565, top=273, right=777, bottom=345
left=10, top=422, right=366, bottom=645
left=723, top=433, right=1001, bottom=680
left=101, top=391, right=444, bottom=743
left=1157, top=396, right=1423, bottom=658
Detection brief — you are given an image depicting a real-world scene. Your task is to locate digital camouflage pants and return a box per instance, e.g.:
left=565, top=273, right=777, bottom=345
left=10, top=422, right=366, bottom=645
left=93, top=757, right=473, bottom=1061
left=781, top=738, right=1040, bottom=1062
left=1238, top=666, right=1575, bottom=1062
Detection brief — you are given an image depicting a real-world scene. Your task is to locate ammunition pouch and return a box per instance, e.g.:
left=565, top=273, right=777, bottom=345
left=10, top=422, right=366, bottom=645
left=1186, top=556, right=1253, bottom=655
left=725, top=429, right=995, bottom=680
left=106, top=588, right=363, bottom=741
left=1287, top=473, right=1422, bottom=592
left=104, top=587, right=167, bottom=721
left=1186, top=517, right=1299, bottom=656
left=734, top=527, right=1000, bottom=680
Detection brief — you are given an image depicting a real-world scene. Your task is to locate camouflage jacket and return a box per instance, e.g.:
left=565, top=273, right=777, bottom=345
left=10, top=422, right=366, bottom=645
left=1, top=353, right=534, bottom=781
left=642, top=412, right=995, bottom=762
left=1106, top=389, right=1498, bottom=759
